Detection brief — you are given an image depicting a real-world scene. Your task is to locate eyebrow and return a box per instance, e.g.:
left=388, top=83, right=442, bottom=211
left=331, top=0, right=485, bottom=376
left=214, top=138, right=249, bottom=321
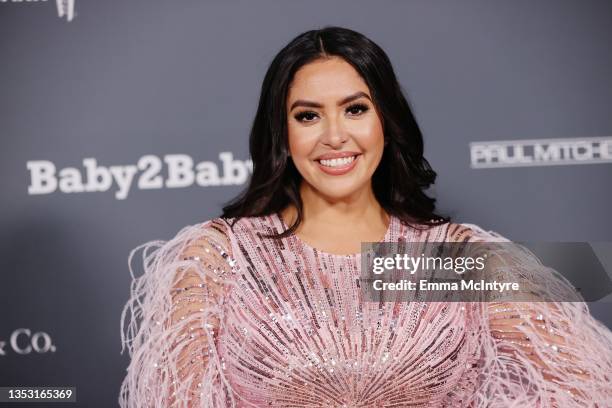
left=289, top=91, right=372, bottom=111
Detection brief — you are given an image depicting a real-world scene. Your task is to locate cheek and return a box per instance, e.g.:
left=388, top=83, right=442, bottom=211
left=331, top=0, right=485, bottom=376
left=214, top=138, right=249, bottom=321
left=347, top=116, right=385, bottom=152
left=288, top=125, right=318, bottom=159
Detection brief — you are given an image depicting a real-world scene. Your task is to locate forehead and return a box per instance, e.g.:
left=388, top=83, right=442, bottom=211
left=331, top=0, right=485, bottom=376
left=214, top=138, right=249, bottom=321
left=287, top=57, right=370, bottom=101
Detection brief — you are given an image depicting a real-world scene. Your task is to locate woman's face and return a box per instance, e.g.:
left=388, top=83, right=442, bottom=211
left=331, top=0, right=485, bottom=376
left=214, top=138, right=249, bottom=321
left=286, top=56, right=385, bottom=202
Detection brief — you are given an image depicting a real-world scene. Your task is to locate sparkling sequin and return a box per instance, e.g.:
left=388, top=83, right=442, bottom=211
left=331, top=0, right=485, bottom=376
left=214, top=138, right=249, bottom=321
left=209, top=215, right=481, bottom=407
left=120, top=216, right=612, bottom=408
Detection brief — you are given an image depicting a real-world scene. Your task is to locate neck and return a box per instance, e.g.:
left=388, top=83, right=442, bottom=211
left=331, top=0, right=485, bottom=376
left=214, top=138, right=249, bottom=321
left=282, top=181, right=389, bottom=233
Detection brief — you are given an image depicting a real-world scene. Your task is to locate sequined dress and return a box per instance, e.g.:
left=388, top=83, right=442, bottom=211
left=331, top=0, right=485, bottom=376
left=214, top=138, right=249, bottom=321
left=119, top=214, right=612, bottom=407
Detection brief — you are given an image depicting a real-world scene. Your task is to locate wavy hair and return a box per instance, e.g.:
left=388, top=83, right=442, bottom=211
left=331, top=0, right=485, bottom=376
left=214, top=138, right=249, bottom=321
left=221, top=26, right=450, bottom=237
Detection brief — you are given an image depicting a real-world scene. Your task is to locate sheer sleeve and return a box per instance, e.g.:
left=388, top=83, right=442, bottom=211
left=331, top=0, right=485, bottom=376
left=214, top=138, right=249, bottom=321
left=461, top=224, right=612, bottom=407
left=119, top=219, right=240, bottom=407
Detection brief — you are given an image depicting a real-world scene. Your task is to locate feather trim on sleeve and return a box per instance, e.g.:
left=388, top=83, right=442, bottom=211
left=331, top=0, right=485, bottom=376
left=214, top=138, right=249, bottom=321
left=119, top=218, right=244, bottom=407
left=456, top=223, right=612, bottom=407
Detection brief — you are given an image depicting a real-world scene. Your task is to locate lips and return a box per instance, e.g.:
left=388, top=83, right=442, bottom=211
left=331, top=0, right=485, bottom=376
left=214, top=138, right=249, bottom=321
left=314, top=153, right=360, bottom=176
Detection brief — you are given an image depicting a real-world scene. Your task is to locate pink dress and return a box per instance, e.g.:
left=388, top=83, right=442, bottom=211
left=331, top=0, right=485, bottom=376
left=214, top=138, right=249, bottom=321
left=119, top=214, right=612, bottom=407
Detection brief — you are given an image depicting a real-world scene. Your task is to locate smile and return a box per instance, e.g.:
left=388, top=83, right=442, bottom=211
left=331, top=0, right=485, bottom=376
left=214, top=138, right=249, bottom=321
left=315, top=154, right=360, bottom=176
left=319, top=155, right=356, bottom=167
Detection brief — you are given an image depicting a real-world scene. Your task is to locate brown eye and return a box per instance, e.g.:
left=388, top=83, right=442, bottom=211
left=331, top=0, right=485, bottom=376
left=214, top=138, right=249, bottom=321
left=346, top=103, right=369, bottom=116
left=295, top=111, right=319, bottom=122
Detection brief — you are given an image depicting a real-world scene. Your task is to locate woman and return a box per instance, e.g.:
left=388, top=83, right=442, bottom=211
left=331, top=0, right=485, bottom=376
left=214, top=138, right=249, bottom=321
left=119, top=27, right=612, bottom=407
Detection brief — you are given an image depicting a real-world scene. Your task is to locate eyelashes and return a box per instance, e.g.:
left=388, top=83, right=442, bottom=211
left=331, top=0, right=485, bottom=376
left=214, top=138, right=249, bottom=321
left=346, top=103, right=369, bottom=116
left=294, top=103, right=370, bottom=123
left=294, top=111, right=318, bottom=123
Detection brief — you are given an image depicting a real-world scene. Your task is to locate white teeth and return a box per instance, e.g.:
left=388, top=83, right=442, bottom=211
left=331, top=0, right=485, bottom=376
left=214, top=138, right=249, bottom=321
left=319, top=155, right=356, bottom=168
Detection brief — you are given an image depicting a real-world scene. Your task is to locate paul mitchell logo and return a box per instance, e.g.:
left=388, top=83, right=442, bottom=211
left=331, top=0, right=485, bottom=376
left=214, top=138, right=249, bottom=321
left=470, top=136, right=612, bottom=169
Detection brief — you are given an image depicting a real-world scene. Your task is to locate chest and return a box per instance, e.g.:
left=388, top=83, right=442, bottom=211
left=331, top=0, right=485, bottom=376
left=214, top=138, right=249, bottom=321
left=216, top=241, right=480, bottom=407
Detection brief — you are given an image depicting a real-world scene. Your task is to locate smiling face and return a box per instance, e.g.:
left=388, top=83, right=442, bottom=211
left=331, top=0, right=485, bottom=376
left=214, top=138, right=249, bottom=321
left=286, top=56, right=385, bottom=202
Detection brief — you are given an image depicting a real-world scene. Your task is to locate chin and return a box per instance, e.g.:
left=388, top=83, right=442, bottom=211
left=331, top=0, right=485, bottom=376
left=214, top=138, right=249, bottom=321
left=311, top=182, right=367, bottom=201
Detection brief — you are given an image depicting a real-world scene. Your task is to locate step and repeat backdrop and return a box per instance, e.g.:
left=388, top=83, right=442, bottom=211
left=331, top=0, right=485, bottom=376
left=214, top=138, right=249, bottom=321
left=1, top=1, right=611, bottom=406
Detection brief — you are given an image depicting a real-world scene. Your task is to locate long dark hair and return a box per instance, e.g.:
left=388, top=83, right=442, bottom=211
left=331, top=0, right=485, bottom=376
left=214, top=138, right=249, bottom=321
left=221, top=26, right=450, bottom=237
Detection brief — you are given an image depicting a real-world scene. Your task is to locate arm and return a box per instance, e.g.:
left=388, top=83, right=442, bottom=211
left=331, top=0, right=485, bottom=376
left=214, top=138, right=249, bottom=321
left=464, top=225, right=612, bottom=407
left=119, top=219, right=238, bottom=407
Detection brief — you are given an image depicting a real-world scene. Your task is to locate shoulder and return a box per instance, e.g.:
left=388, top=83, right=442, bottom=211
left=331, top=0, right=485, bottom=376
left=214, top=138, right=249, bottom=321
left=215, top=214, right=284, bottom=237
left=164, top=217, right=233, bottom=250
left=135, top=218, right=236, bottom=270
left=175, top=214, right=281, bottom=253
left=422, top=220, right=511, bottom=243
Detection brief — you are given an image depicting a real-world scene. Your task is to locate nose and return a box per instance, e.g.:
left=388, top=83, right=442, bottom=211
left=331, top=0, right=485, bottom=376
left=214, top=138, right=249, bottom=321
left=320, top=116, right=348, bottom=148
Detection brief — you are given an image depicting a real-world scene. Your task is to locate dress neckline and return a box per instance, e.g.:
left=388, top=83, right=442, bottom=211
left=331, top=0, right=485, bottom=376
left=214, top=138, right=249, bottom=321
left=275, top=212, right=396, bottom=258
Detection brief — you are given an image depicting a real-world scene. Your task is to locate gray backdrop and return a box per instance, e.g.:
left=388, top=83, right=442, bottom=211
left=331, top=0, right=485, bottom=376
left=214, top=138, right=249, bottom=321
left=1, top=1, right=611, bottom=406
